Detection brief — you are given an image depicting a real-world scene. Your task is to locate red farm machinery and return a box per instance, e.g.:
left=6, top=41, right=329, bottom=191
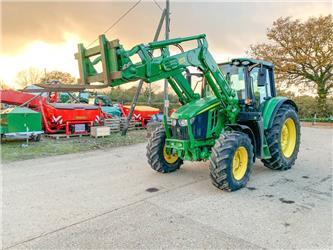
left=1, top=86, right=160, bottom=135
left=0, top=89, right=104, bottom=135
left=119, top=104, right=159, bottom=127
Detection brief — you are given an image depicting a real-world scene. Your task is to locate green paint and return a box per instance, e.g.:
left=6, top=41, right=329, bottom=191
left=0, top=107, right=42, bottom=134
left=261, top=96, right=287, bottom=129
left=101, top=106, right=122, bottom=117
left=171, top=96, right=219, bottom=119
left=75, top=34, right=295, bottom=162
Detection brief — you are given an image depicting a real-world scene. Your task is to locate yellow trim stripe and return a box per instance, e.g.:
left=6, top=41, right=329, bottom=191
left=197, top=102, right=220, bottom=114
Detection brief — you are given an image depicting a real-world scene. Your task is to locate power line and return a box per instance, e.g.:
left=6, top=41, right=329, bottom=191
left=87, top=0, right=142, bottom=48
left=152, top=0, right=163, bottom=11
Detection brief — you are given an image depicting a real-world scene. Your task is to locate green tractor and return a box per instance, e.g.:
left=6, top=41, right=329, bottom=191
left=75, top=34, right=300, bottom=191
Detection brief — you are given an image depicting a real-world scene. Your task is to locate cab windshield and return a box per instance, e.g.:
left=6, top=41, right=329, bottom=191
left=219, top=63, right=273, bottom=106
left=219, top=64, right=246, bottom=100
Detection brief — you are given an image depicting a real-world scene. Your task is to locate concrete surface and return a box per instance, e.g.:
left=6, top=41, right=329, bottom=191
left=2, top=127, right=332, bottom=249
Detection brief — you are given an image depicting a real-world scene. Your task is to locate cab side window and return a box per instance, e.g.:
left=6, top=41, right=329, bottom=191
left=251, top=67, right=272, bottom=105
left=229, top=67, right=246, bottom=100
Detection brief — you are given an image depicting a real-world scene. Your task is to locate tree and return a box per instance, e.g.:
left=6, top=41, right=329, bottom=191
left=142, top=83, right=160, bottom=104
left=15, top=67, right=43, bottom=88
left=0, top=79, right=11, bottom=90
left=249, top=15, right=333, bottom=117
left=39, top=71, right=76, bottom=84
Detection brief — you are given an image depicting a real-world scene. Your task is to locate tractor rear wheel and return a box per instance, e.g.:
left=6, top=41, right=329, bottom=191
left=262, top=104, right=300, bottom=170
left=146, top=126, right=183, bottom=173
left=209, top=131, right=254, bottom=191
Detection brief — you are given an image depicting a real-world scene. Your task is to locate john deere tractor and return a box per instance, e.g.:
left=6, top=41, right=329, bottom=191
left=75, top=34, right=300, bottom=191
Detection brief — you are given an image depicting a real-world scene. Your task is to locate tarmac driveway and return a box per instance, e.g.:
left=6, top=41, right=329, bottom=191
left=2, top=127, right=332, bottom=249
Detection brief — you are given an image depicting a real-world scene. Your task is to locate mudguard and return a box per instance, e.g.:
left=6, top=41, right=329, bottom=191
left=261, top=96, right=298, bottom=130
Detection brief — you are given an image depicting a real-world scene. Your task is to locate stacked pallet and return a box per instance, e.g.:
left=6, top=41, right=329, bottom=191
left=44, top=133, right=88, bottom=140
left=104, top=117, right=136, bottom=133
left=104, top=118, right=121, bottom=133
left=120, top=117, right=136, bottom=131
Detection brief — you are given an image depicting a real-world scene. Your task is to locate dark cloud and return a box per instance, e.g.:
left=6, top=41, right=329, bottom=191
left=1, top=1, right=331, bottom=55
left=1, top=1, right=162, bottom=53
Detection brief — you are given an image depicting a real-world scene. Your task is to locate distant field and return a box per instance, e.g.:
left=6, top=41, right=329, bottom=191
left=1, top=130, right=147, bottom=163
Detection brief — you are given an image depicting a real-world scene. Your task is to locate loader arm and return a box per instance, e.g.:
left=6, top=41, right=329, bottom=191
left=75, top=34, right=239, bottom=122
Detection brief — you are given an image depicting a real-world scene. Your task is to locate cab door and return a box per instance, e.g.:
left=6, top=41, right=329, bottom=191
left=249, top=66, right=274, bottom=109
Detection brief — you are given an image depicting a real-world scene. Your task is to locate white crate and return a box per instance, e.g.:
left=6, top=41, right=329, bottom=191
left=90, top=126, right=111, bottom=138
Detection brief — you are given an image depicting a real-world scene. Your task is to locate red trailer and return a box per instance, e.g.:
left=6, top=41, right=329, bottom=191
left=119, top=105, right=160, bottom=127
left=41, top=103, right=103, bottom=134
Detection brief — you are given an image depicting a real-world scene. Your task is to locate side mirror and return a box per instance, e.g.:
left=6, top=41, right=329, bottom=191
left=258, top=67, right=266, bottom=87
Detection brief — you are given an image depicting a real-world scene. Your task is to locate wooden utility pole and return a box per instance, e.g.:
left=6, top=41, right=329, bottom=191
left=164, top=0, right=170, bottom=116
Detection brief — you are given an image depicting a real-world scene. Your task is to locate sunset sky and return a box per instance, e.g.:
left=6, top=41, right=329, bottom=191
left=1, top=0, right=332, bottom=88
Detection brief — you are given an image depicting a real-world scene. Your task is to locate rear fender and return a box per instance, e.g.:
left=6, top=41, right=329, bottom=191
left=261, top=97, right=298, bottom=130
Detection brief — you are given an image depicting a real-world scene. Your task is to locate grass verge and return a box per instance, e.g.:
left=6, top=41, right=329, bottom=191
left=1, top=130, right=147, bottom=163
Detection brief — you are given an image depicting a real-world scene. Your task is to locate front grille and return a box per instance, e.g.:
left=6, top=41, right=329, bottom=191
left=192, top=111, right=208, bottom=139
left=170, top=111, right=208, bottom=140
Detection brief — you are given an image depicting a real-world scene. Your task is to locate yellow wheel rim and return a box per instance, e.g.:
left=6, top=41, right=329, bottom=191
left=280, top=118, right=297, bottom=158
left=163, top=145, right=179, bottom=164
left=232, top=146, right=248, bottom=181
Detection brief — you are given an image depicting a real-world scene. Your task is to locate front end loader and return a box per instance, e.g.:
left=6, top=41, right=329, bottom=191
left=75, top=34, right=301, bottom=191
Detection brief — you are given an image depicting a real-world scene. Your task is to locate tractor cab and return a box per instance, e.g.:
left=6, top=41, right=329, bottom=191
left=218, top=58, right=276, bottom=110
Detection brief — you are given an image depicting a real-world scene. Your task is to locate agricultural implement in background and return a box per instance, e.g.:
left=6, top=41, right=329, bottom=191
left=83, top=93, right=160, bottom=126
left=119, top=104, right=159, bottom=127
left=0, top=89, right=45, bottom=108
left=74, top=33, right=301, bottom=191
left=0, top=87, right=159, bottom=136
left=40, top=102, right=103, bottom=135
left=0, top=89, right=104, bottom=135
left=0, top=107, right=43, bottom=141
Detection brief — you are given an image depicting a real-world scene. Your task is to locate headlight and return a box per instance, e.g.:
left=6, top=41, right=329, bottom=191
left=171, top=119, right=177, bottom=126
left=178, top=119, right=188, bottom=127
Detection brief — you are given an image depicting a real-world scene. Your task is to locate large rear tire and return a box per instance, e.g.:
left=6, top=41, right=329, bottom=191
left=262, top=104, right=300, bottom=170
left=209, top=131, right=254, bottom=191
left=146, top=126, right=183, bottom=173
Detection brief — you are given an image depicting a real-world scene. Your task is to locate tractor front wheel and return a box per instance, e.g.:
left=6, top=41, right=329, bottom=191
left=209, top=131, right=254, bottom=191
left=146, top=126, right=183, bottom=173
left=262, top=104, right=300, bottom=170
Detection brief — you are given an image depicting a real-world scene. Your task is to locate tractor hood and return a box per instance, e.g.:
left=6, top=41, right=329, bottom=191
left=171, top=96, right=220, bottom=120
